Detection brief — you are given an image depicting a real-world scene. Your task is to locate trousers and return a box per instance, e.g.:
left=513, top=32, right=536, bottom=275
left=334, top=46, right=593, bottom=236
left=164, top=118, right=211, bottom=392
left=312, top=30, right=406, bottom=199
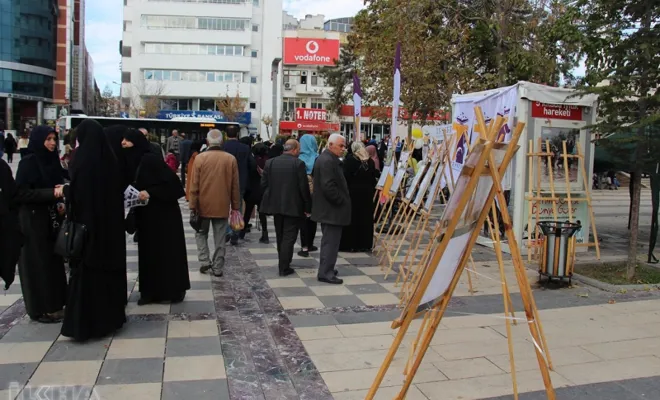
left=318, top=224, right=343, bottom=280
left=274, top=215, right=302, bottom=273
left=195, top=218, right=228, bottom=274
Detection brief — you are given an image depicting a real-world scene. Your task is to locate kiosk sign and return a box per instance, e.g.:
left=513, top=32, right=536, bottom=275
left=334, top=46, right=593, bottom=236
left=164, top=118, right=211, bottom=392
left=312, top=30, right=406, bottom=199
left=531, top=102, right=583, bottom=121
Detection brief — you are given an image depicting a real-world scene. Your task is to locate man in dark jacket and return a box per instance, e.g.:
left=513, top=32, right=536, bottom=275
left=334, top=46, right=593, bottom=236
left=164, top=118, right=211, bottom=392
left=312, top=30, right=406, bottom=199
left=260, top=139, right=311, bottom=277
left=223, top=125, right=250, bottom=245
left=311, top=134, right=350, bottom=284
left=179, top=133, right=192, bottom=186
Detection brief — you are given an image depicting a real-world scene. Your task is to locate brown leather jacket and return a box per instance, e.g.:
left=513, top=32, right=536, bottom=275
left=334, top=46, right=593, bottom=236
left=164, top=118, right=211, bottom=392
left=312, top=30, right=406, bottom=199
left=188, top=147, right=240, bottom=218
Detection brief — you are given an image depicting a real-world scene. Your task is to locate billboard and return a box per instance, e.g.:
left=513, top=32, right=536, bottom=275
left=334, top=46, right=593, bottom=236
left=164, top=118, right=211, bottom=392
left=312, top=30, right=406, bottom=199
left=283, top=38, right=340, bottom=66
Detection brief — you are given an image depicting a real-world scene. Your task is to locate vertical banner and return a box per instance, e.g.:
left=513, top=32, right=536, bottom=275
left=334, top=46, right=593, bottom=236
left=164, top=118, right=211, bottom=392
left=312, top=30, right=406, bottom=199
left=353, top=73, right=362, bottom=142
left=473, top=85, right=518, bottom=189
left=391, top=43, right=401, bottom=141
left=443, top=100, right=474, bottom=189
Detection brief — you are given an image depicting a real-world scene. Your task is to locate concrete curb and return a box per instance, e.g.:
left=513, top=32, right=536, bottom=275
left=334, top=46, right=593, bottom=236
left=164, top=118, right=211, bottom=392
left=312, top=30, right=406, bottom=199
left=572, top=273, right=660, bottom=293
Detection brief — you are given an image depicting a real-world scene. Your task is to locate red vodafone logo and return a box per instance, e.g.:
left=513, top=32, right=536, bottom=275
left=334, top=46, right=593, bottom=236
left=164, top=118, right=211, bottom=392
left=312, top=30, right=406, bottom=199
left=283, top=38, right=340, bottom=66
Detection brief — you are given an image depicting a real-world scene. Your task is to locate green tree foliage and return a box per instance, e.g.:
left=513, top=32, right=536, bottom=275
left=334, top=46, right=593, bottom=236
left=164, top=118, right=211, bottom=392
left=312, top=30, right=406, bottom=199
left=458, top=0, right=583, bottom=88
left=577, top=0, right=660, bottom=278
left=317, top=36, right=360, bottom=116
left=354, top=0, right=464, bottom=136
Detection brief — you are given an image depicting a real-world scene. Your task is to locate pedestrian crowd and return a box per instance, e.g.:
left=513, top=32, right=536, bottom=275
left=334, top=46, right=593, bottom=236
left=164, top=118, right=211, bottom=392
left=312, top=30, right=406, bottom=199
left=0, top=118, right=384, bottom=343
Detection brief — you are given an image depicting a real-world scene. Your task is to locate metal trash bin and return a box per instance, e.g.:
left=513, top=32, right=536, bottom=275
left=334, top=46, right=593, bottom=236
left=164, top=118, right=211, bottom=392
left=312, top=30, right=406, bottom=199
left=537, top=221, right=581, bottom=284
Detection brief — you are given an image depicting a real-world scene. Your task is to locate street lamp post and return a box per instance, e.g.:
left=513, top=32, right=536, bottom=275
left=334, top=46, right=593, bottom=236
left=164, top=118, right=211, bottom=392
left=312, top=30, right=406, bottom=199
left=271, top=58, right=281, bottom=141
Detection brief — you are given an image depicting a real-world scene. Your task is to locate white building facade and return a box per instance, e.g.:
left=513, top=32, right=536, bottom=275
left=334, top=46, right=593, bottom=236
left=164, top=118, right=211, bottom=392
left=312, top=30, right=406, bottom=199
left=121, top=0, right=283, bottom=136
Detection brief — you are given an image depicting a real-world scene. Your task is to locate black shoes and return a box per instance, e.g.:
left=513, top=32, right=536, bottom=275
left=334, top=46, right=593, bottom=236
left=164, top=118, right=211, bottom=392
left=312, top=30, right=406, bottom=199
left=318, top=276, right=343, bottom=284
left=279, top=268, right=296, bottom=277
left=213, top=270, right=223, bottom=277
left=259, top=236, right=270, bottom=244
left=298, top=250, right=310, bottom=258
left=310, top=245, right=319, bottom=252
left=199, top=265, right=212, bottom=274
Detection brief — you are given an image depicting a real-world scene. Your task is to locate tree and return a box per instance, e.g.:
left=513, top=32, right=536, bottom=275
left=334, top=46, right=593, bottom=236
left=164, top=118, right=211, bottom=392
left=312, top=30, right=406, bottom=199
left=216, top=85, right=247, bottom=123
left=261, top=114, right=273, bottom=138
left=124, top=79, right=167, bottom=118
left=317, top=35, right=360, bottom=116
left=457, top=0, right=583, bottom=89
left=97, top=84, right=117, bottom=117
left=577, top=0, right=660, bottom=278
left=354, top=0, right=470, bottom=138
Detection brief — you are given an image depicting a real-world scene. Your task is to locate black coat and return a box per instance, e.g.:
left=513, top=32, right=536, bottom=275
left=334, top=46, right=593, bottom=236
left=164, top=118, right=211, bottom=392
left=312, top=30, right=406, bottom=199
left=260, top=153, right=311, bottom=218
left=244, top=154, right=263, bottom=205
left=14, top=154, right=68, bottom=319
left=0, top=159, right=22, bottom=290
left=223, top=140, right=250, bottom=196
left=311, top=150, right=351, bottom=226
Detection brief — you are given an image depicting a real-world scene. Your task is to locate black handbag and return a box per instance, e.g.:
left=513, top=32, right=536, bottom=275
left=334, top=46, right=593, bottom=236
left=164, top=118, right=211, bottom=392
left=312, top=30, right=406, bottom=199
left=189, top=210, right=202, bottom=232
left=125, top=162, right=143, bottom=235
left=54, top=196, right=87, bottom=259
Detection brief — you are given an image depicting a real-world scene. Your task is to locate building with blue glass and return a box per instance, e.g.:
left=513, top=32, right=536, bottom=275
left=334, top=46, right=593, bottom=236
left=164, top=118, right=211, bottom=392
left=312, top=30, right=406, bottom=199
left=0, top=0, right=59, bottom=131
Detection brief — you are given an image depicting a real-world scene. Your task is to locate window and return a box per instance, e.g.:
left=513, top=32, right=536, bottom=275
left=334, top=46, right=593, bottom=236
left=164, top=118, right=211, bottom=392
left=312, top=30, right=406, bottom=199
left=121, top=71, right=131, bottom=83
left=311, top=100, right=326, bottom=109
left=251, top=50, right=257, bottom=58
left=142, top=69, right=244, bottom=82
left=252, top=24, right=259, bottom=32
left=250, top=76, right=257, bottom=83
left=300, top=75, right=307, bottom=85
left=199, top=99, right=216, bottom=111
left=311, top=75, right=318, bottom=86
left=142, top=43, right=245, bottom=56
left=249, top=102, right=257, bottom=109
left=283, top=75, right=290, bottom=84
left=141, top=15, right=249, bottom=31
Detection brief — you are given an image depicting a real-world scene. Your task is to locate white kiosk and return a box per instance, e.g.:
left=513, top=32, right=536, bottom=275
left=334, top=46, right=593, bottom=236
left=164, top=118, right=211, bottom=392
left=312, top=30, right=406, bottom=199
left=451, top=81, right=599, bottom=254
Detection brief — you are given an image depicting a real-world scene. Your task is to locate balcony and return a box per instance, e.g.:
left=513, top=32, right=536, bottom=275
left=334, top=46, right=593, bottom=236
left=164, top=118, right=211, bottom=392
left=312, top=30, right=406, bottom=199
left=295, top=84, right=327, bottom=96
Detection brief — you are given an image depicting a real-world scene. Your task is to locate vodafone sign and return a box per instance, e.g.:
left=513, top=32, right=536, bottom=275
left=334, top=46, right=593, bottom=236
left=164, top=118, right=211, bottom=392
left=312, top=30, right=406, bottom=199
left=283, top=38, right=340, bottom=66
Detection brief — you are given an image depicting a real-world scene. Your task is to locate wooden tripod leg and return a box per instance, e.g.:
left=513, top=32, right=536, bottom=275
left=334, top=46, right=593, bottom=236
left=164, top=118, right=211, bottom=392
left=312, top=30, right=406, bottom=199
left=385, top=211, right=416, bottom=280
left=467, top=256, right=476, bottom=294
left=380, top=203, right=410, bottom=266
left=487, top=206, right=517, bottom=324
left=395, top=214, right=426, bottom=286
left=490, top=163, right=556, bottom=397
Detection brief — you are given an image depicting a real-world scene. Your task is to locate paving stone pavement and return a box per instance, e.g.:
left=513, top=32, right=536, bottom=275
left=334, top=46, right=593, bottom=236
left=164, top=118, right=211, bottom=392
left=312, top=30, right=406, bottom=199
left=1, top=192, right=660, bottom=399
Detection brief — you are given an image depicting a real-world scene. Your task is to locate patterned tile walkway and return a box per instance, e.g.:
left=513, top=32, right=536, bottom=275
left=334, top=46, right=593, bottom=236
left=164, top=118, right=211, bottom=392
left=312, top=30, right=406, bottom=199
left=1, top=195, right=660, bottom=399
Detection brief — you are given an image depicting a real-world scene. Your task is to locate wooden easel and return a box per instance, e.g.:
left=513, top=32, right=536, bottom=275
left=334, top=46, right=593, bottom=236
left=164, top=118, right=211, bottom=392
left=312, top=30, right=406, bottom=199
left=366, top=108, right=555, bottom=400
left=525, top=139, right=600, bottom=261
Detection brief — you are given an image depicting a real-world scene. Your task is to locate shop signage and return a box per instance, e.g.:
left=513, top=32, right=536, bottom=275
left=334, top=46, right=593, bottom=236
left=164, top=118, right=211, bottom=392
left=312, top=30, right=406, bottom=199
left=279, top=121, right=340, bottom=132
left=531, top=102, right=583, bottom=121
left=283, top=38, right=340, bottom=66
left=156, top=110, right=251, bottom=125
left=523, top=194, right=589, bottom=244
left=295, top=108, right=327, bottom=122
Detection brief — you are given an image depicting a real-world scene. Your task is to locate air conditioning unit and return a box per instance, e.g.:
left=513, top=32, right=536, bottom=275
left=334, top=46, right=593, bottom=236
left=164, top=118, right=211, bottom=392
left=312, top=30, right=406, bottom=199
left=284, top=111, right=291, bottom=121
left=301, top=71, right=308, bottom=76
left=284, top=82, right=292, bottom=90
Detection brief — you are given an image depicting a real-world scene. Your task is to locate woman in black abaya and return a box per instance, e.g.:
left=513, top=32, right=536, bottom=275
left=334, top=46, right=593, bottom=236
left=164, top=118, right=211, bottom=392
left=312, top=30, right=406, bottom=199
left=14, top=126, right=67, bottom=323
left=122, top=129, right=190, bottom=305
left=61, top=119, right=127, bottom=341
left=340, top=142, right=378, bottom=252
left=0, top=159, right=22, bottom=289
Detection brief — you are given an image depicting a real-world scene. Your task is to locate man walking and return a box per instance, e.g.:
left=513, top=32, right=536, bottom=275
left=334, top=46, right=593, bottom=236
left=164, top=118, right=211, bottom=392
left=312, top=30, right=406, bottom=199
left=312, top=134, right=350, bottom=284
left=222, top=125, right=249, bottom=245
left=188, top=129, right=240, bottom=277
left=260, top=139, right=311, bottom=277
left=179, top=133, right=192, bottom=187
left=166, top=129, right=181, bottom=161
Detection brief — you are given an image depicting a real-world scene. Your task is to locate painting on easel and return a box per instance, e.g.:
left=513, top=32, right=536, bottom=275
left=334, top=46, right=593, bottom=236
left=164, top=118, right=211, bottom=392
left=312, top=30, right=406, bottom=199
left=539, top=126, right=580, bottom=186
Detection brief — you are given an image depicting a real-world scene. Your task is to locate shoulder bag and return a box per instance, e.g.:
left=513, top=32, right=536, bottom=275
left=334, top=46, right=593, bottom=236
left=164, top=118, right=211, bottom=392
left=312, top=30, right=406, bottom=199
left=54, top=191, right=87, bottom=259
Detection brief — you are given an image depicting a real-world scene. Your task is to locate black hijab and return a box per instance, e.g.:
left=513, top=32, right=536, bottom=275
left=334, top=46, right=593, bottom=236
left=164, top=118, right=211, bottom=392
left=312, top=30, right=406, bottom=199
left=191, top=140, right=203, bottom=154
left=105, top=125, right=130, bottom=188
left=123, top=128, right=151, bottom=182
left=268, top=143, right=284, bottom=159
left=123, top=128, right=173, bottom=189
left=239, top=136, right=253, bottom=148
left=15, top=125, right=63, bottom=188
